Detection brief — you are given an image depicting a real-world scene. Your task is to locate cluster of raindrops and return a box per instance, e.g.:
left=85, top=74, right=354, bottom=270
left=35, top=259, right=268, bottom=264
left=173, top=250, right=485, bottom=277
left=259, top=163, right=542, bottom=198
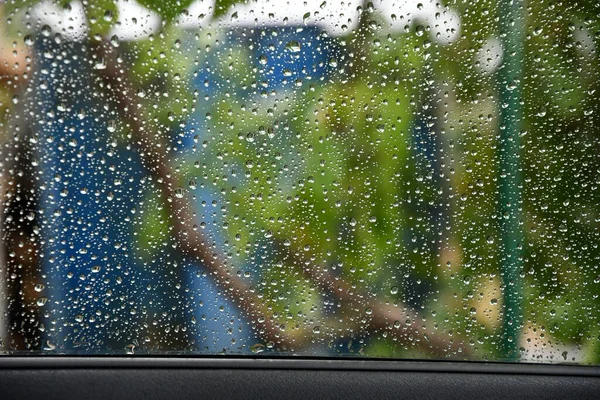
left=0, top=0, right=597, bottom=365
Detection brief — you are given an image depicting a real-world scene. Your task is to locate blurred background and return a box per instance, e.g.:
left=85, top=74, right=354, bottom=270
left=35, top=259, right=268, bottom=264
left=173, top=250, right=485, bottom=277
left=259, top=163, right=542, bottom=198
left=0, top=0, right=599, bottom=363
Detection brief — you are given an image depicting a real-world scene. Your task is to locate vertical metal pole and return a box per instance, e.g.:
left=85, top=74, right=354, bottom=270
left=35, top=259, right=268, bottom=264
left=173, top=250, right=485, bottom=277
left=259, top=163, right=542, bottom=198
left=498, top=0, right=525, bottom=360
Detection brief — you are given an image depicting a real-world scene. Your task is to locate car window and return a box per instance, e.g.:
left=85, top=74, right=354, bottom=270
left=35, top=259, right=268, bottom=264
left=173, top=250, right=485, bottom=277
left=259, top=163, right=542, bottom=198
left=0, top=0, right=599, bottom=364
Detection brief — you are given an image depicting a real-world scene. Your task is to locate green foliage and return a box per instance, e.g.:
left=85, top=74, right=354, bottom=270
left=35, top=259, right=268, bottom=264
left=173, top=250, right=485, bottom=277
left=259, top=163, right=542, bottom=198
left=84, top=0, right=119, bottom=36
left=3, top=0, right=244, bottom=30
left=213, top=0, right=241, bottom=19
left=5, top=0, right=600, bottom=361
left=133, top=185, right=172, bottom=262
left=138, top=0, right=194, bottom=22
left=138, top=0, right=242, bottom=21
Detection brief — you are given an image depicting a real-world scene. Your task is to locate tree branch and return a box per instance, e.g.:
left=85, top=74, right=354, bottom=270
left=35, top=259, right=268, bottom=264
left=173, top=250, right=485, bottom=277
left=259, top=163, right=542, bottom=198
left=93, top=42, right=300, bottom=350
left=93, top=40, right=470, bottom=358
left=289, top=248, right=470, bottom=357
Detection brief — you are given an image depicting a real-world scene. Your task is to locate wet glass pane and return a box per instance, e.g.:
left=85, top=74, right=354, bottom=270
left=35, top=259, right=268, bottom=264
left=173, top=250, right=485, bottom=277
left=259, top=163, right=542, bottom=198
left=0, top=0, right=599, bottom=363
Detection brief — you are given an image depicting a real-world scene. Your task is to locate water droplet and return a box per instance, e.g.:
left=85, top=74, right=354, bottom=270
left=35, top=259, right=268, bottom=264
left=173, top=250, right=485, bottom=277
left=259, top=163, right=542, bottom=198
left=41, top=25, right=52, bottom=37
left=303, top=12, right=311, bottom=24
left=125, top=344, right=135, bottom=355
left=286, top=41, right=301, bottom=52
left=251, top=343, right=265, bottom=354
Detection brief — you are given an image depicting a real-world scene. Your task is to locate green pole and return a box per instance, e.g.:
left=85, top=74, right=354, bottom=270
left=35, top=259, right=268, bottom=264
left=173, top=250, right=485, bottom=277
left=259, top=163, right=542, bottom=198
left=497, top=0, right=525, bottom=360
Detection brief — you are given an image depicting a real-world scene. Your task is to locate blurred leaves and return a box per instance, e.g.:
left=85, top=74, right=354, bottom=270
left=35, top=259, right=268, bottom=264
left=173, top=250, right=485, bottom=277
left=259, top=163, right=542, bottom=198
left=138, top=0, right=194, bottom=21
left=84, top=0, right=119, bottom=36
left=213, top=0, right=240, bottom=19
left=134, top=186, right=172, bottom=262
left=2, top=0, right=600, bottom=362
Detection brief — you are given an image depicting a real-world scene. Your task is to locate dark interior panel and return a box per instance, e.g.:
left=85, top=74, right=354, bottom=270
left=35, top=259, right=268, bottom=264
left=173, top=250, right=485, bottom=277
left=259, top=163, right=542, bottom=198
left=1, top=360, right=599, bottom=400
